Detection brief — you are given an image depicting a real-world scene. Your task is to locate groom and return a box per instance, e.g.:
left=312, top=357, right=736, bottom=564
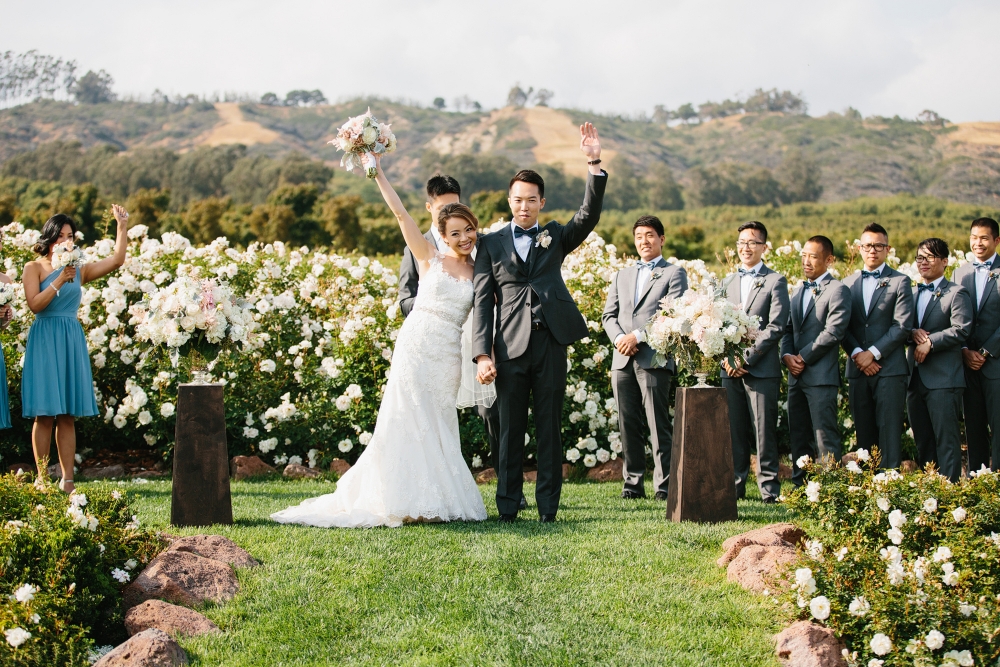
left=473, top=123, right=607, bottom=523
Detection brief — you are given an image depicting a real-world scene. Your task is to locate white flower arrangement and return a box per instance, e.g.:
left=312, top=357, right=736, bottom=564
left=534, top=229, right=552, bottom=249
left=0, top=282, right=16, bottom=306
left=328, top=108, right=397, bottom=178
left=50, top=240, right=84, bottom=270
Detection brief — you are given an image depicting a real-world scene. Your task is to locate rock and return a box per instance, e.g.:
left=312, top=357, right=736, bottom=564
left=562, top=463, right=572, bottom=479
left=230, top=455, right=276, bottom=480
left=726, top=544, right=797, bottom=593
left=167, top=534, right=258, bottom=568
left=841, top=452, right=858, bottom=465
left=93, top=628, right=188, bottom=666
left=774, top=621, right=847, bottom=667
left=7, top=463, right=33, bottom=474
left=718, top=522, right=807, bottom=566
left=523, top=470, right=537, bottom=482
left=130, top=470, right=168, bottom=479
left=586, top=458, right=623, bottom=482
left=283, top=463, right=321, bottom=479
left=80, top=464, right=126, bottom=480
left=125, top=600, right=220, bottom=637
left=329, top=458, right=351, bottom=476
left=475, top=468, right=497, bottom=484
left=750, top=455, right=793, bottom=481
left=123, top=550, right=239, bottom=609
left=901, top=460, right=919, bottom=474
left=47, top=463, right=62, bottom=478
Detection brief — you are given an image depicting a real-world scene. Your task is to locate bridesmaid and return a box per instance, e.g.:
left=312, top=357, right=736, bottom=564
left=22, top=205, right=130, bottom=492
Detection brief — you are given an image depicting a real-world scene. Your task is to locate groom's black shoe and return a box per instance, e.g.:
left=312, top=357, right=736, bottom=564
left=538, top=514, right=556, bottom=523
left=519, top=496, right=528, bottom=510
left=621, top=489, right=645, bottom=500
left=498, top=513, right=517, bottom=523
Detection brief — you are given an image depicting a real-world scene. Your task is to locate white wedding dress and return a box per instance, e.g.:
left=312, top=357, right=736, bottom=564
left=271, top=254, right=488, bottom=528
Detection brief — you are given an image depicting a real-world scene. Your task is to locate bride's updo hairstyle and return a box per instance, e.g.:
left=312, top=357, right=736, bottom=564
left=436, top=203, right=479, bottom=236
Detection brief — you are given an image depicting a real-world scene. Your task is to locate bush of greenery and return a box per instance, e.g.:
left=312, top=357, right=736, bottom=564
left=780, top=453, right=1000, bottom=667
left=0, top=470, right=162, bottom=665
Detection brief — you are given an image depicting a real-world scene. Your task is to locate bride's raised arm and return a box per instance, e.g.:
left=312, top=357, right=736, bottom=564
left=372, top=156, right=436, bottom=263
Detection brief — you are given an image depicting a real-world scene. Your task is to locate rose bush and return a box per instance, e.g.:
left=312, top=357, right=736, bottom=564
left=779, top=453, right=1000, bottom=667
left=0, top=470, right=161, bottom=665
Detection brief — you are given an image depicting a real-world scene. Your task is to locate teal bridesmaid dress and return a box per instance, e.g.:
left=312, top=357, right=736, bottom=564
left=21, top=267, right=98, bottom=417
left=0, top=345, right=10, bottom=429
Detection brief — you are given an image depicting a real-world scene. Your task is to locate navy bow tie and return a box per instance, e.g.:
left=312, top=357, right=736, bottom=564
left=861, top=270, right=881, bottom=279
left=803, top=281, right=818, bottom=289
left=637, top=260, right=658, bottom=270
left=738, top=268, right=757, bottom=277
left=917, top=283, right=936, bottom=292
left=973, top=261, right=991, bottom=270
left=514, top=226, right=539, bottom=238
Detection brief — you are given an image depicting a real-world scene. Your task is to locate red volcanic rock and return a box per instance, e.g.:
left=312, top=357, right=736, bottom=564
left=123, top=551, right=238, bottom=609
left=774, top=621, right=847, bottom=667
left=230, top=455, right=277, bottom=480
left=586, top=458, right=624, bottom=482
left=167, top=534, right=258, bottom=568
left=92, top=628, right=188, bottom=666
left=726, top=544, right=797, bottom=593
left=718, top=522, right=807, bottom=566
left=124, top=600, right=219, bottom=637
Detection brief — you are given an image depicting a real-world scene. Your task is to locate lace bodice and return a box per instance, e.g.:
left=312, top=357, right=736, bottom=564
left=410, top=254, right=473, bottom=329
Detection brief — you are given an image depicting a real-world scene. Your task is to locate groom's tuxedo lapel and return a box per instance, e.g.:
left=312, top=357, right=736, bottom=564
left=498, top=226, right=528, bottom=277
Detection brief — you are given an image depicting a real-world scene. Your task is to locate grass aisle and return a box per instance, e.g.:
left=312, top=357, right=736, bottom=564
left=107, top=479, right=792, bottom=666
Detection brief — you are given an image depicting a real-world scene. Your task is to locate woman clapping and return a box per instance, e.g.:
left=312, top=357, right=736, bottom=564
left=22, top=205, right=130, bottom=492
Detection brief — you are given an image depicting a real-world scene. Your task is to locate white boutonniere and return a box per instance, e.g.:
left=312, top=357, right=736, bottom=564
left=535, top=230, right=551, bottom=249
left=933, top=289, right=943, bottom=299
left=650, top=269, right=663, bottom=281
left=809, top=284, right=822, bottom=296
left=753, top=277, right=765, bottom=289
left=989, top=270, right=1000, bottom=281
left=877, top=278, right=890, bottom=289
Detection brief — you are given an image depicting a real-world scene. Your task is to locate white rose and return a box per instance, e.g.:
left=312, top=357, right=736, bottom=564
left=809, top=596, right=830, bottom=621
left=160, top=403, right=175, bottom=418
left=137, top=411, right=152, bottom=425
left=924, top=630, right=944, bottom=650
left=583, top=454, right=597, bottom=467
left=922, top=497, right=938, bottom=513
left=113, top=414, right=127, bottom=429
left=338, top=439, right=353, bottom=452
left=952, top=507, right=966, bottom=522
left=336, top=395, right=352, bottom=411
left=870, top=633, right=892, bottom=656
left=260, top=359, right=276, bottom=373
left=565, top=448, right=581, bottom=463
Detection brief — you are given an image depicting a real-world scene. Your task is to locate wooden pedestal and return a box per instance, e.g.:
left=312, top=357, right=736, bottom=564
left=171, top=383, right=233, bottom=527
left=666, top=386, right=738, bottom=523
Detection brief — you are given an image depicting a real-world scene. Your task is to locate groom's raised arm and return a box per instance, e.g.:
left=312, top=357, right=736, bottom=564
left=472, top=241, right=496, bottom=361
left=560, top=170, right=608, bottom=255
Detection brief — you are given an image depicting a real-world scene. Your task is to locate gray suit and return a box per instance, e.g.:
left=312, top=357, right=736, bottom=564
left=721, top=265, right=789, bottom=501
left=954, top=257, right=1000, bottom=471
left=906, top=278, right=972, bottom=482
left=780, top=275, right=852, bottom=485
left=473, top=171, right=607, bottom=516
left=602, top=259, right=688, bottom=496
left=841, top=266, right=914, bottom=469
left=398, top=229, right=438, bottom=317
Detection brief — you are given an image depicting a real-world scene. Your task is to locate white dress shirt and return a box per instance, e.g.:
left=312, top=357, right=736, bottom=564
left=974, top=253, right=998, bottom=305
left=800, top=271, right=830, bottom=314
left=614, top=256, right=663, bottom=346
left=916, top=276, right=945, bottom=325
left=739, top=261, right=764, bottom=309
left=851, top=263, right=887, bottom=361
left=510, top=220, right=538, bottom=262
left=430, top=225, right=445, bottom=251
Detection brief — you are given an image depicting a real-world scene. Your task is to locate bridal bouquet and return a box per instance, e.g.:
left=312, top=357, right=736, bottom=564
left=328, top=109, right=397, bottom=178
left=51, top=240, right=84, bottom=274
left=645, top=281, right=760, bottom=380
left=0, top=282, right=16, bottom=306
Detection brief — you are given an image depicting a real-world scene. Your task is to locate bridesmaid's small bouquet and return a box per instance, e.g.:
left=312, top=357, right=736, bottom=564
left=0, top=282, right=16, bottom=306
left=51, top=240, right=84, bottom=271
left=328, top=108, right=396, bottom=178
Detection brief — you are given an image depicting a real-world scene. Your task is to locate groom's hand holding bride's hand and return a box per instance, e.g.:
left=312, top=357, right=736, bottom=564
left=475, top=355, right=497, bottom=385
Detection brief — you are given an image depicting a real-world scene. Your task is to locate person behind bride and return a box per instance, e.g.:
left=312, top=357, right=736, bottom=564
left=271, top=151, right=490, bottom=528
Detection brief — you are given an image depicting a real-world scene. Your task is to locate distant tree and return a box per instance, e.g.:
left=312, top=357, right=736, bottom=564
left=176, top=197, right=230, bottom=245
left=664, top=225, right=705, bottom=259
left=71, top=70, right=115, bottom=104
left=277, top=152, right=333, bottom=187
left=319, top=194, right=363, bottom=250
left=843, top=107, right=862, bottom=121
left=284, top=89, right=326, bottom=107
left=470, top=190, right=509, bottom=226
left=652, top=105, right=671, bottom=124
left=675, top=103, right=697, bottom=124
left=687, top=163, right=787, bottom=207
left=646, top=163, right=684, bottom=210
left=150, top=88, right=170, bottom=104
left=506, top=85, right=531, bottom=108
left=602, top=155, right=645, bottom=211
left=124, top=188, right=171, bottom=237
left=776, top=150, right=823, bottom=202
left=419, top=151, right=516, bottom=197
left=532, top=89, right=554, bottom=107
left=472, top=101, right=482, bottom=112
left=0, top=50, right=77, bottom=105
left=917, top=109, right=948, bottom=127
left=433, top=97, right=446, bottom=110
left=528, top=164, right=586, bottom=210
left=744, top=88, right=807, bottom=115
left=0, top=194, right=17, bottom=226
left=260, top=92, right=280, bottom=106
left=171, top=145, right=246, bottom=205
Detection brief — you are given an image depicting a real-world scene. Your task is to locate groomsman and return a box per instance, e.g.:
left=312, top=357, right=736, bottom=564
left=906, top=238, right=972, bottom=482
left=841, top=223, right=914, bottom=470
left=954, top=217, right=1000, bottom=472
left=398, top=175, right=518, bottom=505
left=722, top=221, right=789, bottom=503
left=603, top=216, right=688, bottom=500
left=781, top=236, right=852, bottom=485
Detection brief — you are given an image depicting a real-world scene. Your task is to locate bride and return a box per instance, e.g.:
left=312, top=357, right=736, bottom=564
left=271, top=154, right=489, bottom=528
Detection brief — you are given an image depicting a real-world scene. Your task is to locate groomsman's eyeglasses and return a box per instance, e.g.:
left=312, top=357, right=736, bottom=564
left=858, top=243, right=889, bottom=252
left=914, top=254, right=944, bottom=264
left=736, top=240, right=765, bottom=249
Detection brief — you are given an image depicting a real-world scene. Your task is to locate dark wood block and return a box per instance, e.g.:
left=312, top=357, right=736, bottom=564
left=171, top=384, right=233, bottom=527
left=666, top=386, right=738, bottom=523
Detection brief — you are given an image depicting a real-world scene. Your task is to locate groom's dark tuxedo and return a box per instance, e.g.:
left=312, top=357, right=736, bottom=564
left=473, top=171, right=607, bottom=516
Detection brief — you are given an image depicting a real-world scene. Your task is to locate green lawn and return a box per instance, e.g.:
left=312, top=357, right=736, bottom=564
left=95, top=478, right=793, bottom=667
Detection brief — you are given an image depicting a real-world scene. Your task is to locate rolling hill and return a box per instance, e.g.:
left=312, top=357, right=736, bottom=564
left=1, top=98, right=998, bottom=206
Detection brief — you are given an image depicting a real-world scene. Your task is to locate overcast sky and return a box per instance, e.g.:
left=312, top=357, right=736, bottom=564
left=3, top=0, right=997, bottom=122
